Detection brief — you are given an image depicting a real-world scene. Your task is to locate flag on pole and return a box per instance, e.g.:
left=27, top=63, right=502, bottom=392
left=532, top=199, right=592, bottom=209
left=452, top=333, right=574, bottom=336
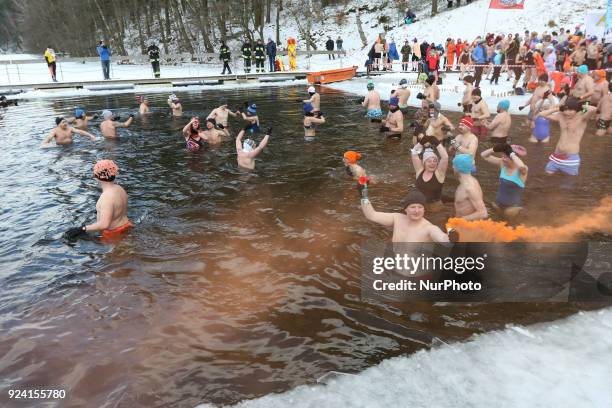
left=489, top=0, right=525, bottom=9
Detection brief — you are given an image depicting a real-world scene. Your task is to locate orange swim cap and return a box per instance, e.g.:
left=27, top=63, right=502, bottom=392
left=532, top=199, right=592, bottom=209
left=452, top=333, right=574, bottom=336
left=93, top=160, right=119, bottom=181
left=595, top=70, right=607, bottom=83
left=343, top=151, right=361, bottom=164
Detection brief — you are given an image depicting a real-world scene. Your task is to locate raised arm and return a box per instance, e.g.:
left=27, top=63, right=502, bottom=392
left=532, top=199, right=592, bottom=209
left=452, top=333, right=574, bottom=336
left=235, top=130, right=245, bottom=152
left=361, top=199, right=396, bottom=227
left=510, top=152, right=528, bottom=175
left=248, top=134, right=270, bottom=158
left=72, top=128, right=96, bottom=141
left=117, top=115, right=134, bottom=128
left=480, top=147, right=503, bottom=166
left=537, top=106, right=560, bottom=122
left=410, top=143, right=424, bottom=177
left=435, top=143, right=449, bottom=175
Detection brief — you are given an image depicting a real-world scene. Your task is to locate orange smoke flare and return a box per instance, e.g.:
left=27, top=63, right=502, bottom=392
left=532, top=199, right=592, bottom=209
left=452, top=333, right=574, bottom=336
left=446, top=197, right=612, bottom=242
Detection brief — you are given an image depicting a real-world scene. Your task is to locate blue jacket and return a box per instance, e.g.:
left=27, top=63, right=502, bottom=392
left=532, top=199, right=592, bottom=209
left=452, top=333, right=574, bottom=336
left=97, top=45, right=111, bottom=61
left=471, top=44, right=486, bottom=64
left=388, top=42, right=399, bottom=60
left=266, top=41, right=277, bottom=56
left=493, top=52, right=502, bottom=65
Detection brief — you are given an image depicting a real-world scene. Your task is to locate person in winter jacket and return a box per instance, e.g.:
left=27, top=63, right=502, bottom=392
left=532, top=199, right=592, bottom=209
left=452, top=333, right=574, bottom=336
left=242, top=40, right=253, bottom=73
left=446, top=39, right=456, bottom=71
left=471, top=39, right=487, bottom=88
left=44, top=46, right=57, bottom=82
left=326, top=37, right=335, bottom=60
left=147, top=42, right=161, bottom=78
left=490, top=47, right=503, bottom=85
left=266, top=38, right=277, bottom=72
left=400, top=40, right=411, bottom=72
left=543, top=45, right=557, bottom=73
left=254, top=39, right=266, bottom=73
left=220, top=41, right=232, bottom=75
left=97, top=40, right=111, bottom=80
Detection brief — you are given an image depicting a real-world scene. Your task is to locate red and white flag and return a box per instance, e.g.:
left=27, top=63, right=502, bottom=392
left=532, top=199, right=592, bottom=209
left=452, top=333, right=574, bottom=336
left=489, top=0, right=525, bottom=9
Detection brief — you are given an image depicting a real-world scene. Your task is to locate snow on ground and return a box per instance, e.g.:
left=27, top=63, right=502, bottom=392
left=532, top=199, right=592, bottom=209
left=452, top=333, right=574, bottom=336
left=196, top=308, right=612, bottom=408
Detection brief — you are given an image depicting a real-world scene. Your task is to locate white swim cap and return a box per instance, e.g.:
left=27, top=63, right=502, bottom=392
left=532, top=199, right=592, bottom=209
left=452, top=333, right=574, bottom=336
left=102, top=110, right=113, bottom=120
left=308, top=86, right=316, bottom=93
left=422, top=148, right=438, bottom=163
left=243, top=139, right=256, bottom=152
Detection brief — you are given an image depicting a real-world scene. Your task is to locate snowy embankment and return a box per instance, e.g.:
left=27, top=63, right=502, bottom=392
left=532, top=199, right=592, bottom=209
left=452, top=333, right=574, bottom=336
left=196, top=308, right=612, bottom=408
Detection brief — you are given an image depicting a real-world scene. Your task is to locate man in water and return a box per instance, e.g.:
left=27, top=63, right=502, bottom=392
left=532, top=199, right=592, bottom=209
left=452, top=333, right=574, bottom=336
left=452, top=154, right=488, bottom=220
left=470, top=88, right=490, bottom=139
left=100, top=110, right=134, bottom=138
left=362, top=81, right=383, bottom=121
left=596, top=82, right=612, bottom=137
left=518, top=73, right=553, bottom=128
left=360, top=190, right=452, bottom=243
left=591, top=70, right=608, bottom=107
left=41, top=117, right=96, bottom=145
left=458, top=75, right=474, bottom=114
left=207, top=98, right=238, bottom=129
left=571, top=65, right=595, bottom=105
left=167, top=94, right=183, bottom=117
left=421, top=102, right=454, bottom=144
left=69, top=108, right=99, bottom=129
left=202, top=118, right=229, bottom=144
left=450, top=116, right=479, bottom=166
left=380, top=97, right=404, bottom=139
left=394, top=79, right=411, bottom=113
left=303, top=86, right=321, bottom=114
left=236, top=126, right=271, bottom=170
left=64, top=160, right=133, bottom=241
left=423, top=75, right=440, bottom=104
left=539, top=96, right=597, bottom=176
left=484, top=100, right=512, bottom=145
left=139, top=96, right=150, bottom=114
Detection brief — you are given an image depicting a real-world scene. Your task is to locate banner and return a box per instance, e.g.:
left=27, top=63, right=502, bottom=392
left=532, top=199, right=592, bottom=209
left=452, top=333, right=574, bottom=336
left=586, top=12, right=606, bottom=40
left=489, top=0, right=525, bottom=9
left=606, top=0, right=612, bottom=43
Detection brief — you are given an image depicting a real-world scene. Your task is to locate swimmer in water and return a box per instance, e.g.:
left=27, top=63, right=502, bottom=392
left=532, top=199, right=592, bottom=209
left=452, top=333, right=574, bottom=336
left=303, top=102, right=325, bottom=141
left=571, top=65, right=595, bottom=105
left=202, top=118, right=229, bottom=145
left=449, top=116, right=479, bottom=167
left=41, top=117, right=96, bottom=146
left=100, top=110, right=134, bottom=138
left=423, top=74, right=440, bottom=105
left=182, top=117, right=207, bottom=151
left=64, top=160, right=133, bottom=241
left=411, top=136, right=449, bottom=212
left=596, top=82, right=612, bottom=137
left=343, top=150, right=366, bottom=179
left=452, top=154, right=488, bottom=220
left=138, top=96, right=150, bottom=114
left=239, top=103, right=261, bottom=134
left=236, top=126, right=271, bottom=170
left=68, top=108, right=99, bottom=129
left=421, top=102, right=454, bottom=145
left=380, top=97, right=404, bottom=139
left=483, top=99, right=512, bottom=145
left=303, top=86, right=321, bottom=114
left=362, top=81, right=383, bottom=122
left=167, top=94, right=183, bottom=117
left=539, top=96, right=597, bottom=176
left=591, top=70, right=608, bottom=107
left=481, top=143, right=528, bottom=219
left=360, top=189, right=454, bottom=243
left=470, top=88, right=491, bottom=139
left=394, top=79, right=411, bottom=114
left=518, top=73, right=554, bottom=129
left=207, top=98, right=238, bottom=130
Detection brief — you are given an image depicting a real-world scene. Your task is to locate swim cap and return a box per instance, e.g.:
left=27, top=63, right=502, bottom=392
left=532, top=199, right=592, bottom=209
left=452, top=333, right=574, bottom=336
left=453, top=154, right=473, bottom=174
left=563, top=96, right=582, bottom=112
left=343, top=150, right=361, bottom=164
left=219, top=97, right=228, bottom=106
left=55, top=116, right=65, bottom=126
left=389, top=97, right=399, bottom=106
left=428, top=102, right=441, bottom=111
left=93, top=159, right=119, bottom=182
left=577, top=65, right=588, bottom=74
left=102, top=110, right=113, bottom=120
left=170, top=93, right=178, bottom=101
left=243, top=139, right=256, bottom=152
left=594, top=69, right=606, bottom=82
left=463, top=75, right=474, bottom=84
left=459, top=116, right=474, bottom=129
left=400, top=190, right=427, bottom=209
left=308, top=86, right=316, bottom=93
left=303, top=102, right=314, bottom=114
left=399, top=78, right=408, bottom=88
left=497, top=99, right=510, bottom=111
left=422, top=148, right=438, bottom=163
left=75, top=108, right=85, bottom=119
left=367, top=81, right=374, bottom=90
left=418, top=73, right=428, bottom=82
left=247, top=104, right=257, bottom=114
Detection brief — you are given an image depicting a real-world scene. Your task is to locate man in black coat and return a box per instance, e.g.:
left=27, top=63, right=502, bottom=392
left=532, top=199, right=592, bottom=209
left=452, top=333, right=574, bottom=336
left=266, top=38, right=277, bottom=72
left=147, top=42, right=161, bottom=78
left=326, top=37, right=335, bottom=60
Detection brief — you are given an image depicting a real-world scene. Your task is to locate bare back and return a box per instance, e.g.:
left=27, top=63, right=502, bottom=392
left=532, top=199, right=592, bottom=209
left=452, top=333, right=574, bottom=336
left=96, top=184, right=129, bottom=230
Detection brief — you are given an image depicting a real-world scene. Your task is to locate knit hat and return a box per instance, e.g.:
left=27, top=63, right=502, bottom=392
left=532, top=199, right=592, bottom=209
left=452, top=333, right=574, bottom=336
left=389, top=97, right=400, bottom=106
left=75, top=108, right=85, bottom=119
left=400, top=190, right=427, bottom=209
left=247, top=103, right=257, bottom=114
left=459, top=116, right=474, bottom=129
left=303, top=102, right=314, bottom=114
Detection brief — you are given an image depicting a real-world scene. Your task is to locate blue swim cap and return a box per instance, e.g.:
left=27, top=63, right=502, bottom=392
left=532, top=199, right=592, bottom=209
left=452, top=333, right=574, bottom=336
left=75, top=108, right=85, bottom=119
left=497, top=99, right=510, bottom=111
left=389, top=97, right=399, bottom=106
left=303, top=102, right=314, bottom=114
left=577, top=65, right=588, bottom=74
left=247, top=103, right=257, bottom=114
left=453, top=154, right=473, bottom=174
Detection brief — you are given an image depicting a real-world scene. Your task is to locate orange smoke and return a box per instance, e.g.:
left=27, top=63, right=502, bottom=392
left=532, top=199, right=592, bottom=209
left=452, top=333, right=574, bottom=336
left=446, top=197, right=612, bottom=242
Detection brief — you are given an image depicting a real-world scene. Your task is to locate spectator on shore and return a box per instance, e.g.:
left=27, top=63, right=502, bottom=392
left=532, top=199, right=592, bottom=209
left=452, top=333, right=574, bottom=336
left=220, top=41, right=232, bottom=75
left=97, top=40, right=111, bottom=80
left=266, top=38, right=277, bottom=72
left=326, top=37, right=335, bottom=60
left=147, top=42, right=161, bottom=78
left=44, top=46, right=57, bottom=82
left=336, top=36, right=344, bottom=58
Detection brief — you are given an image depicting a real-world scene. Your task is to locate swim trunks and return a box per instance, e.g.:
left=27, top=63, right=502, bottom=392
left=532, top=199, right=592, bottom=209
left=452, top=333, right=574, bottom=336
left=597, top=119, right=611, bottom=130
left=101, top=220, right=134, bottom=240
left=386, top=133, right=402, bottom=139
left=472, top=124, right=488, bottom=139
left=545, top=153, right=580, bottom=176
left=366, top=109, right=383, bottom=119
left=304, top=136, right=315, bottom=142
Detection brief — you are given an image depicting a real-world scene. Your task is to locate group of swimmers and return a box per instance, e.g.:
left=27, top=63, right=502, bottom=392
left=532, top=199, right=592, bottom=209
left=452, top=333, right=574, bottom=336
left=348, top=64, right=602, bottom=243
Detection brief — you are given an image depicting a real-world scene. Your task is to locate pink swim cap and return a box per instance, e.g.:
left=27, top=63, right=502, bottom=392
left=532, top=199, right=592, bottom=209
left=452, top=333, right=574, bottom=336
left=93, top=160, right=119, bottom=181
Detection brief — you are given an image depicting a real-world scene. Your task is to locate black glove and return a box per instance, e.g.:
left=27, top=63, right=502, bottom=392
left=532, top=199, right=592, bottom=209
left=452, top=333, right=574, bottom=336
left=129, top=113, right=135, bottom=119
left=216, top=123, right=225, bottom=129
left=448, top=229, right=459, bottom=243
left=457, top=102, right=462, bottom=107
left=114, top=115, right=121, bottom=121
left=390, top=90, right=395, bottom=94
left=518, top=106, right=525, bottom=111
left=379, top=125, right=390, bottom=132
left=266, top=127, right=273, bottom=136
left=316, top=111, right=324, bottom=118
left=243, top=101, right=249, bottom=108
left=416, top=92, right=425, bottom=100
left=92, top=113, right=98, bottom=119
left=493, top=143, right=514, bottom=156
left=64, top=224, right=87, bottom=240
left=543, top=90, right=551, bottom=98
left=355, top=97, right=365, bottom=104
left=423, top=135, right=439, bottom=146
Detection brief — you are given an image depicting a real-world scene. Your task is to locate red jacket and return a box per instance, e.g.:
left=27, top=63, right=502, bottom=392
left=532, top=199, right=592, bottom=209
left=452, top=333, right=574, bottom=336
left=426, top=50, right=440, bottom=70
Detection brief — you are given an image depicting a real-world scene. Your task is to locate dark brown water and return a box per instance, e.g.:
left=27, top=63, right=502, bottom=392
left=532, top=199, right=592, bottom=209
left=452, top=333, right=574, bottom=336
left=0, top=86, right=610, bottom=407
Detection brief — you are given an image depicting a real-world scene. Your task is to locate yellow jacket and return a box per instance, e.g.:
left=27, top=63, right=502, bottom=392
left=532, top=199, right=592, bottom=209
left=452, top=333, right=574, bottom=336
left=44, top=49, right=56, bottom=64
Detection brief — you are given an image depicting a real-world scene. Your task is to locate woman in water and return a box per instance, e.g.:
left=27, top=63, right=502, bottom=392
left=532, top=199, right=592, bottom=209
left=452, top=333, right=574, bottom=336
left=411, top=135, right=449, bottom=212
left=481, top=143, right=528, bottom=219
left=303, top=102, right=325, bottom=141
left=182, top=117, right=207, bottom=151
